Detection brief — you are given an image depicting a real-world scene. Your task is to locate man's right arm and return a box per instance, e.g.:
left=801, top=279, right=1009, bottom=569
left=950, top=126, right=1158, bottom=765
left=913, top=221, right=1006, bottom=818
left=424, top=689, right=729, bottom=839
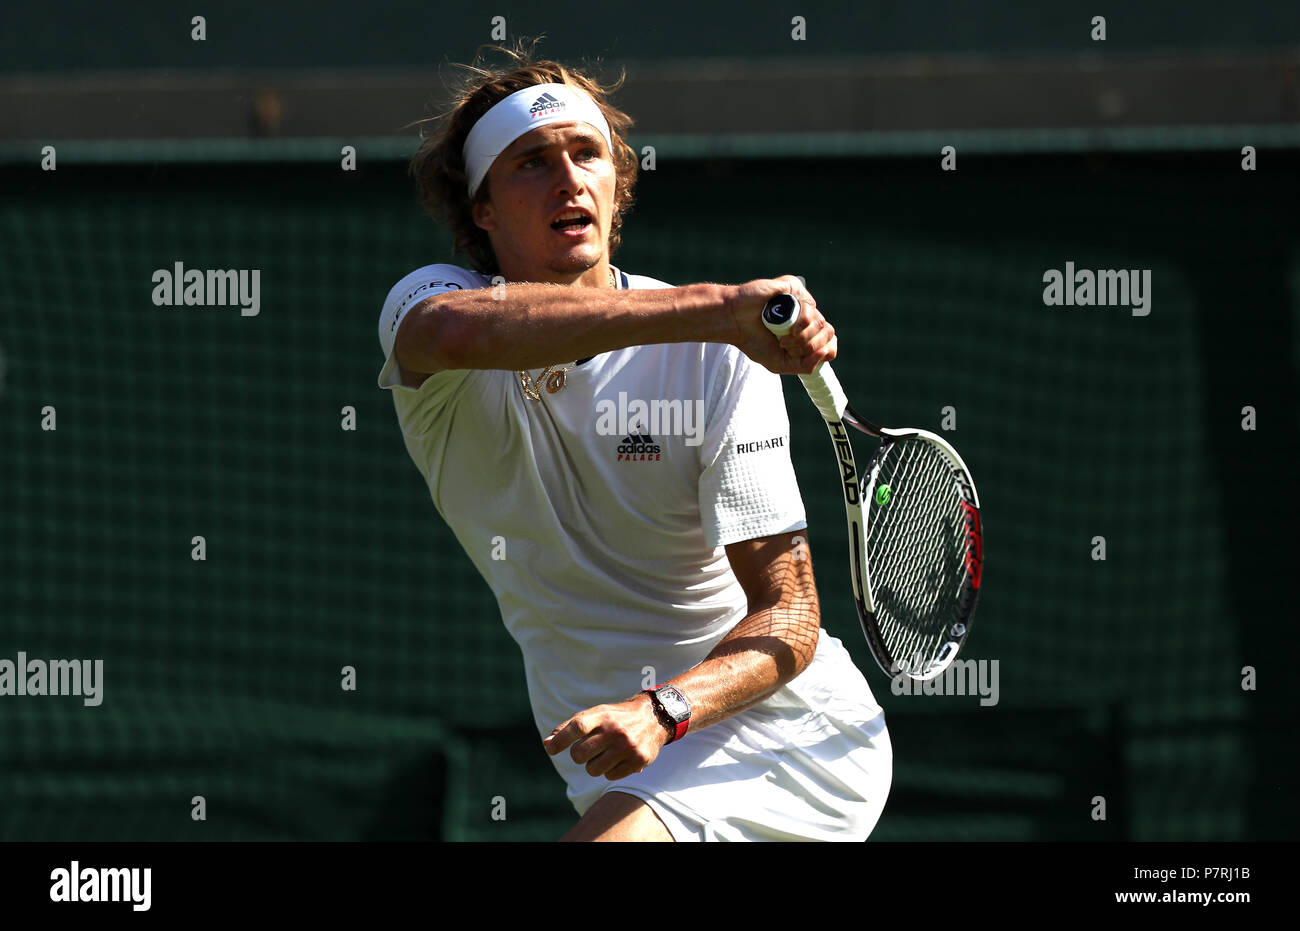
left=392, top=276, right=837, bottom=384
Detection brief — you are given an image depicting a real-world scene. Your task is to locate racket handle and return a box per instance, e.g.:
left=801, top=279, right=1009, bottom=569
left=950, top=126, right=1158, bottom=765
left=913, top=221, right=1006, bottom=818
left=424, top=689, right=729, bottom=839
left=762, top=293, right=849, bottom=421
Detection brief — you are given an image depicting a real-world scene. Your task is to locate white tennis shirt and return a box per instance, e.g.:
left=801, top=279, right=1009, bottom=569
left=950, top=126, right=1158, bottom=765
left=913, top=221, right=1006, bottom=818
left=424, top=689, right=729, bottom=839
left=377, top=262, right=880, bottom=814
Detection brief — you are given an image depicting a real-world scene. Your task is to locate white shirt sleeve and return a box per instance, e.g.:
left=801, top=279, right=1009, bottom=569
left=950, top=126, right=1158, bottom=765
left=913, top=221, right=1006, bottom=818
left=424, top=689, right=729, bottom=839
left=697, top=347, right=808, bottom=548
left=376, top=263, right=484, bottom=437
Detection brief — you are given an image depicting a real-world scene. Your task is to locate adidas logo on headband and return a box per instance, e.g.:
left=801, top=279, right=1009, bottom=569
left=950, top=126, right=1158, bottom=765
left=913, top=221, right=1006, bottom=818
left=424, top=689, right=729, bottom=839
left=529, top=92, right=566, bottom=118
left=464, top=84, right=612, bottom=195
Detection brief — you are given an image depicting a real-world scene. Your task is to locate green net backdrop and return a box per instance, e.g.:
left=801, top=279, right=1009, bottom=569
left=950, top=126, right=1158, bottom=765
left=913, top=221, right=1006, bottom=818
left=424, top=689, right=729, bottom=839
left=0, top=148, right=1296, bottom=840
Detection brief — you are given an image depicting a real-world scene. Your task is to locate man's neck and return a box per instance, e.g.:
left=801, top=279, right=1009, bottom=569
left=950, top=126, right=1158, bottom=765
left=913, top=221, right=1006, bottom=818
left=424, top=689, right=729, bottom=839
left=497, top=260, right=613, bottom=288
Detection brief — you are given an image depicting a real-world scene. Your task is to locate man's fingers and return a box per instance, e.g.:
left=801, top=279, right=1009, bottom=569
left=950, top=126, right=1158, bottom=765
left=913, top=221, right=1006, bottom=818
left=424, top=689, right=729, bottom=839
left=543, top=717, right=586, bottom=756
left=604, top=759, right=645, bottom=781
left=798, top=340, right=837, bottom=374
left=778, top=312, right=819, bottom=348
left=774, top=296, right=817, bottom=329
left=590, top=744, right=655, bottom=780
left=568, top=732, right=609, bottom=766
left=779, top=309, right=830, bottom=359
left=777, top=275, right=810, bottom=302
left=543, top=702, right=658, bottom=777
left=582, top=747, right=625, bottom=778
left=780, top=321, right=822, bottom=354
left=801, top=321, right=836, bottom=356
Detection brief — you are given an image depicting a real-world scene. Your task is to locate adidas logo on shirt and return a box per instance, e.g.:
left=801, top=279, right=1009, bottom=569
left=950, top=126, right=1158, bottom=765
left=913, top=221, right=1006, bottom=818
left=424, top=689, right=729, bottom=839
left=530, top=93, right=566, bottom=118
left=616, top=424, right=661, bottom=461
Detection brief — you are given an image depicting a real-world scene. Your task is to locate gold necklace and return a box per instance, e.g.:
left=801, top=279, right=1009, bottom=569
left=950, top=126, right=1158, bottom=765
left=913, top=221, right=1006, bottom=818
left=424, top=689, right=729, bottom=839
left=517, top=267, right=617, bottom=401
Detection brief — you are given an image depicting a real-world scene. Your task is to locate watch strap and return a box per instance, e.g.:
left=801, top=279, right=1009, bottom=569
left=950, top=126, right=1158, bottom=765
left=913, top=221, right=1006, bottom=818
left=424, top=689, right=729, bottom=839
left=644, top=687, right=690, bottom=743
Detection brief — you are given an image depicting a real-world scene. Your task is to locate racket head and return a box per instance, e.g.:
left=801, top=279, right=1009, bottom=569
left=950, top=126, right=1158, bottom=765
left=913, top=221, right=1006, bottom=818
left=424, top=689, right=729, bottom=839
left=855, top=425, right=983, bottom=681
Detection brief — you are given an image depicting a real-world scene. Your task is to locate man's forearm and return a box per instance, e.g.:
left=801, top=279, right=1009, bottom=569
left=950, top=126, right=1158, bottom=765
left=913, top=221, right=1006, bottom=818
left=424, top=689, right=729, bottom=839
left=398, top=281, right=736, bottom=373
left=648, top=606, right=820, bottom=735
left=542, top=537, right=824, bottom=778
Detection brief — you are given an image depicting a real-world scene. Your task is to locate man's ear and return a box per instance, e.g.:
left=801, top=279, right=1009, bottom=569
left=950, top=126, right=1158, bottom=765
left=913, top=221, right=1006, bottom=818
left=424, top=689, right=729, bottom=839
left=472, top=198, right=497, bottom=232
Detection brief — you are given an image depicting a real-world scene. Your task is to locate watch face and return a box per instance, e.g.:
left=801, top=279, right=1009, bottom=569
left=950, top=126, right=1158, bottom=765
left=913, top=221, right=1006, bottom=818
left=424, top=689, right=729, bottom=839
left=657, top=687, right=690, bottom=720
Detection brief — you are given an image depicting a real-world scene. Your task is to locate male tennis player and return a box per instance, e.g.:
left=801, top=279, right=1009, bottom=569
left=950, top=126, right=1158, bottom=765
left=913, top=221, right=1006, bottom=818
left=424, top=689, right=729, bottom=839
left=378, top=45, right=891, bottom=841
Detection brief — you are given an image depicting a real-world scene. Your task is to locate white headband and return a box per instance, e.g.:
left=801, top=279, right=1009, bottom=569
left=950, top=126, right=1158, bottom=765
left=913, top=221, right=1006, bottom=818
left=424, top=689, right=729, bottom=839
left=462, top=83, right=613, bottom=197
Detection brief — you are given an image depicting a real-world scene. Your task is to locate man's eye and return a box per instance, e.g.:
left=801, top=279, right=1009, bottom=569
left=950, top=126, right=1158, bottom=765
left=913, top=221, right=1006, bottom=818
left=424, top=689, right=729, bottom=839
left=520, top=149, right=598, bottom=169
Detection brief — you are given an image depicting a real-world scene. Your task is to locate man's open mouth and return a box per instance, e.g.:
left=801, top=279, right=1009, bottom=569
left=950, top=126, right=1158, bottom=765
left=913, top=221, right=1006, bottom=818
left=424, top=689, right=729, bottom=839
left=551, top=216, right=593, bottom=231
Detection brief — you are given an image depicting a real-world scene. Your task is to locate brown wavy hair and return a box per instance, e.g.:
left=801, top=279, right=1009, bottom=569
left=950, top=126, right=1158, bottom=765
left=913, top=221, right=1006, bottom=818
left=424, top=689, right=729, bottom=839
left=408, top=37, right=639, bottom=277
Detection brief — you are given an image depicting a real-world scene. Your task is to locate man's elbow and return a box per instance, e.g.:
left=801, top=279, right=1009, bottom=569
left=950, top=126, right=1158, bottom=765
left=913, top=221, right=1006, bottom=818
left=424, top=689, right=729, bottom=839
left=765, top=626, right=820, bottom=683
left=396, top=298, right=471, bottom=373
left=790, top=632, right=819, bottom=680
left=784, top=612, right=821, bottom=680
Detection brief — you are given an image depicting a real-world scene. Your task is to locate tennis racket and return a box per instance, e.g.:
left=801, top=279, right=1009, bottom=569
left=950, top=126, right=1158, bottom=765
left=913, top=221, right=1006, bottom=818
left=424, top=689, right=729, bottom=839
left=763, top=293, right=983, bottom=681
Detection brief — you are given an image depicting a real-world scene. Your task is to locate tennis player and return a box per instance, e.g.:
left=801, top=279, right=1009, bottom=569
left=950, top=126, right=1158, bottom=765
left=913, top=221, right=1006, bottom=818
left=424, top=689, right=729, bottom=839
left=378, top=44, right=891, bottom=841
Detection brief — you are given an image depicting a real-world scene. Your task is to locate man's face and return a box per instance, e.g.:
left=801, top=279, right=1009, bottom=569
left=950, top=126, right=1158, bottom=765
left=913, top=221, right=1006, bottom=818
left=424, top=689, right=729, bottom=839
left=472, top=121, right=617, bottom=283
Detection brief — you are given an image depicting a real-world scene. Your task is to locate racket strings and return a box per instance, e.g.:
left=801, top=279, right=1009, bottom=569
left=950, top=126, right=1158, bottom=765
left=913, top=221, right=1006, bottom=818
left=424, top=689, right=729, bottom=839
left=867, top=438, right=971, bottom=674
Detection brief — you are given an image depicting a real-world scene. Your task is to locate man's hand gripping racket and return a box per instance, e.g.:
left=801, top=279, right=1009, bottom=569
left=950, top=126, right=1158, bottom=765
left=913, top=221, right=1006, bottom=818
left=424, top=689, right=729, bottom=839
left=763, top=293, right=983, bottom=680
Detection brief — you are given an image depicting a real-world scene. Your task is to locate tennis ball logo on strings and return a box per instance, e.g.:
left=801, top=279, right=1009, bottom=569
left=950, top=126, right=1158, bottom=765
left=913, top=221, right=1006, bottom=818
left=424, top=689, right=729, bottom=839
left=875, top=484, right=892, bottom=506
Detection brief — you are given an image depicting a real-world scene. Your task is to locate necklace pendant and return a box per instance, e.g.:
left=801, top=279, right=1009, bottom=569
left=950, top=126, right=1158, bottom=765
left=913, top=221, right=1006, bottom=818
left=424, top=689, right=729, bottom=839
left=545, top=369, right=567, bottom=393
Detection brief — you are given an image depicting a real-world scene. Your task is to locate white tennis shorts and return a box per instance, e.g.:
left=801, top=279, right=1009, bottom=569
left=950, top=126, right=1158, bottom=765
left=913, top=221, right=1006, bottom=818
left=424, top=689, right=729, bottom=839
left=579, top=634, right=893, bottom=841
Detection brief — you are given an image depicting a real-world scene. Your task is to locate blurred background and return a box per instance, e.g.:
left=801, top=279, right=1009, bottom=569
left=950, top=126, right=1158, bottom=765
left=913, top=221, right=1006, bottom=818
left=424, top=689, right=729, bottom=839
left=1, top=0, right=1297, bottom=841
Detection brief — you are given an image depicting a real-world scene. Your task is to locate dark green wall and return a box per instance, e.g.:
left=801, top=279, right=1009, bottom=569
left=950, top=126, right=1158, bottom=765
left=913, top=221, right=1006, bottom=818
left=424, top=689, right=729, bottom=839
left=3, top=0, right=1298, bottom=73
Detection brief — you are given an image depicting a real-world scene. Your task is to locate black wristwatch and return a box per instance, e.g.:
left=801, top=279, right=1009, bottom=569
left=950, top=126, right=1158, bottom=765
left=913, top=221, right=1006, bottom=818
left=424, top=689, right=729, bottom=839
left=644, top=685, right=692, bottom=743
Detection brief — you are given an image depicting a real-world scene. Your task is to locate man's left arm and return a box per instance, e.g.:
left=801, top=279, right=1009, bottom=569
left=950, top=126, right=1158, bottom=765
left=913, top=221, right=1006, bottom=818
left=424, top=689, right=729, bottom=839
left=544, top=530, right=820, bottom=780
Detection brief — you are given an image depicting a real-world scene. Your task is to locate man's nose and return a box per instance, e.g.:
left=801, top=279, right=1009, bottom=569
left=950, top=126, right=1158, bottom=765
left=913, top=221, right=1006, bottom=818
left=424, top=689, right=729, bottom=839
left=554, top=154, right=585, bottom=192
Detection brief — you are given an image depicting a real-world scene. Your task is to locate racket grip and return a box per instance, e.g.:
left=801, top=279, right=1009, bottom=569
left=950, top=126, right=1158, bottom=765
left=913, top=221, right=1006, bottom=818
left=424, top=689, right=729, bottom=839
left=762, top=294, right=849, bottom=421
